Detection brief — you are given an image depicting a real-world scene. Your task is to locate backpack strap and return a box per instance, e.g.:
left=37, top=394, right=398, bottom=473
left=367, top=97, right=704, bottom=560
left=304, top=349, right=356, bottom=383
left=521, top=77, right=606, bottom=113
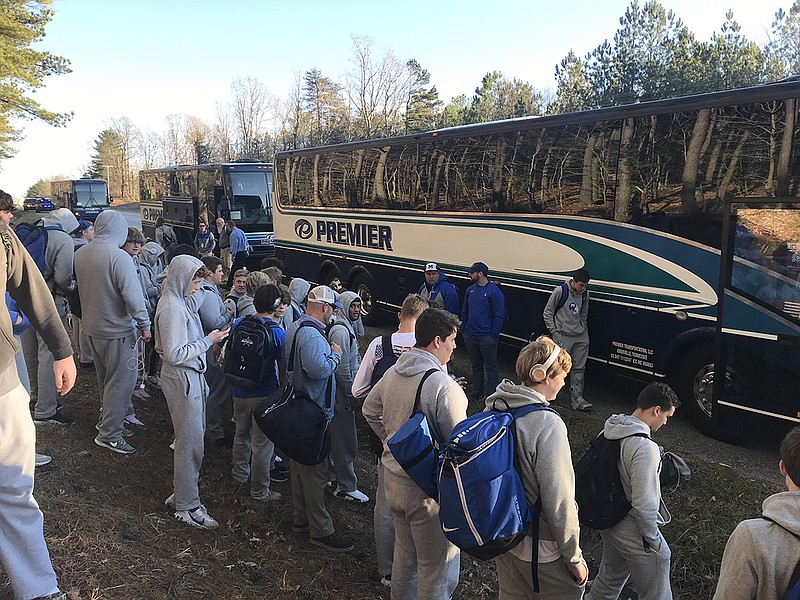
left=288, top=320, right=333, bottom=411
left=555, top=282, right=569, bottom=312
left=380, top=333, right=394, bottom=359
left=410, top=368, right=439, bottom=419
left=328, top=320, right=355, bottom=342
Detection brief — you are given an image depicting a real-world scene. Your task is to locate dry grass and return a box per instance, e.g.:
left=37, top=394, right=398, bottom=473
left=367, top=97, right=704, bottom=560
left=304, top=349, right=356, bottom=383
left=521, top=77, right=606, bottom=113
left=0, top=334, right=780, bottom=599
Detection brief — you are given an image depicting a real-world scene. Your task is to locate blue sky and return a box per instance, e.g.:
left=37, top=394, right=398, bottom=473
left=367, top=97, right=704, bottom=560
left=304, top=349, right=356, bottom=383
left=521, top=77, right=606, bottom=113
left=0, top=0, right=783, bottom=199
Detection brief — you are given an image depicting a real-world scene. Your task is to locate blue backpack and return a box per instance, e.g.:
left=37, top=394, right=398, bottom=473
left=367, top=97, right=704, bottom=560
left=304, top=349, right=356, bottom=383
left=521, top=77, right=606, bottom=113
left=555, top=282, right=588, bottom=312
left=15, top=222, right=59, bottom=277
left=438, top=402, right=557, bottom=592
left=386, top=368, right=441, bottom=498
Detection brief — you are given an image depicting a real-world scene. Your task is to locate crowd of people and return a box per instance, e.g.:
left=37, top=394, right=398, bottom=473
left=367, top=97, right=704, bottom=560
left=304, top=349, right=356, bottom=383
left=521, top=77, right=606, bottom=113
left=0, top=196, right=796, bottom=600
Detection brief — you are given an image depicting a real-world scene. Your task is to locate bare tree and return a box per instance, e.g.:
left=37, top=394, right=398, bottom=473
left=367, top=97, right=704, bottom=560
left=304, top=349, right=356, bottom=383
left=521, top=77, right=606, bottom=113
left=230, top=76, right=272, bottom=159
left=213, top=101, right=235, bottom=162
left=108, top=116, right=139, bottom=198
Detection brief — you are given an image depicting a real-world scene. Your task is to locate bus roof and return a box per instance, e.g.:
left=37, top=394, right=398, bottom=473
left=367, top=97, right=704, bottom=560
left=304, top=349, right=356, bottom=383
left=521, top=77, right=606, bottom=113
left=276, top=79, right=800, bottom=158
left=139, top=162, right=273, bottom=174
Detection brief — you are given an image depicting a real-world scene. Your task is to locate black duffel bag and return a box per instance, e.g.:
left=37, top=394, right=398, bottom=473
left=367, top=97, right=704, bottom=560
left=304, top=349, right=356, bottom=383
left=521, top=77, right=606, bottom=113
left=254, top=321, right=332, bottom=466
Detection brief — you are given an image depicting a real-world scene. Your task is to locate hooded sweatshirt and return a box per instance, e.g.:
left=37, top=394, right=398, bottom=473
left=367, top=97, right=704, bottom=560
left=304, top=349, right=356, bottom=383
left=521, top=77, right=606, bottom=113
left=484, top=380, right=583, bottom=568
left=713, top=491, right=800, bottom=600
left=418, top=271, right=460, bottom=315
left=363, top=347, right=468, bottom=478
left=282, top=277, right=310, bottom=330
left=197, top=278, right=232, bottom=333
left=74, top=210, right=150, bottom=338
left=603, top=414, right=671, bottom=547
left=154, top=255, right=211, bottom=373
left=543, top=278, right=589, bottom=337
left=284, top=315, right=340, bottom=418
left=139, top=241, right=165, bottom=302
left=328, top=291, right=361, bottom=396
left=0, top=222, right=72, bottom=392
left=41, top=208, right=80, bottom=313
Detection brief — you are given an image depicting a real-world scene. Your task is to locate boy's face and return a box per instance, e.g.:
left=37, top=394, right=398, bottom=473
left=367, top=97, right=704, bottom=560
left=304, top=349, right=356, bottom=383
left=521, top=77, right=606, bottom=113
left=123, top=240, right=141, bottom=256
left=348, top=299, right=362, bottom=321
left=275, top=302, right=288, bottom=319
left=233, top=276, right=247, bottom=294
left=186, top=276, right=203, bottom=296
left=208, top=265, right=224, bottom=285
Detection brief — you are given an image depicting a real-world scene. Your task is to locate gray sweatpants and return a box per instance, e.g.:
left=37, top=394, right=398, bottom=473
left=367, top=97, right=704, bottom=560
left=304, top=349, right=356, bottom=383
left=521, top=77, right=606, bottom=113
left=203, top=348, right=231, bottom=440
left=69, top=314, right=94, bottom=365
left=0, top=381, right=60, bottom=599
left=327, top=389, right=358, bottom=492
left=162, top=365, right=209, bottom=511
left=22, top=313, right=69, bottom=419
left=374, top=461, right=395, bottom=578
left=553, top=331, right=589, bottom=400
left=90, top=333, right=138, bottom=443
left=589, top=514, right=672, bottom=600
left=384, top=468, right=460, bottom=600
left=495, top=553, right=585, bottom=600
left=231, top=394, right=275, bottom=499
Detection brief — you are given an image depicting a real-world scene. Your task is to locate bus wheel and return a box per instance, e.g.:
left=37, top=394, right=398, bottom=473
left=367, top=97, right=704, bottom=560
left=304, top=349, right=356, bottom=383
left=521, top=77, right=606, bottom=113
left=676, top=346, right=746, bottom=443
left=325, top=272, right=343, bottom=292
left=352, top=273, right=378, bottom=325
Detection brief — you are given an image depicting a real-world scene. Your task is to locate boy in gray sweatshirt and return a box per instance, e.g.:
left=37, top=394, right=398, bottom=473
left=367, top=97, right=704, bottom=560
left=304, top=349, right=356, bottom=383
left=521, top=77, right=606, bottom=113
left=588, top=383, right=679, bottom=600
left=543, top=268, right=592, bottom=411
left=155, top=255, right=229, bottom=528
left=363, top=308, right=468, bottom=600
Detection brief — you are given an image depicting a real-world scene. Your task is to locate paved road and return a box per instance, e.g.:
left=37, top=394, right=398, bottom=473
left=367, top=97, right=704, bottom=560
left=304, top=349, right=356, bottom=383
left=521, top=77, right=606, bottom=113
left=113, top=202, right=141, bottom=229
left=362, top=322, right=784, bottom=486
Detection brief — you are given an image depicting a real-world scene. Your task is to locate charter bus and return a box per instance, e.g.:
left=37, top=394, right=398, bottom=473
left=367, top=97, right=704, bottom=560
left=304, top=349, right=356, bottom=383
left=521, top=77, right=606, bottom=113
left=273, top=79, right=800, bottom=441
left=50, top=178, right=109, bottom=221
left=139, top=161, right=275, bottom=259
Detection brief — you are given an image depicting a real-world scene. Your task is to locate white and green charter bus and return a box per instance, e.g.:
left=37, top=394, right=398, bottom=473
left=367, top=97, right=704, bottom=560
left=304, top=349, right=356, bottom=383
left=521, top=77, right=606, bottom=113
left=273, top=80, right=800, bottom=440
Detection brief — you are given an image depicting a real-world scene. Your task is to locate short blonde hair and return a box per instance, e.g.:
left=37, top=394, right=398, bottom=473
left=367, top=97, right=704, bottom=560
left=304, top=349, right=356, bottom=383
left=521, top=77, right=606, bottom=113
left=245, top=270, right=271, bottom=296
left=516, top=335, right=571, bottom=387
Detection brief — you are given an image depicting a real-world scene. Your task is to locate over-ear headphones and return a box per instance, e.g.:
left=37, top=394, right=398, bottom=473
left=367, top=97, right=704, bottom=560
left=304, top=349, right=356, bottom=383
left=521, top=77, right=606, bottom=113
left=272, top=296, right=282, bottom=310
left=530, top=344, right=562, bottom=382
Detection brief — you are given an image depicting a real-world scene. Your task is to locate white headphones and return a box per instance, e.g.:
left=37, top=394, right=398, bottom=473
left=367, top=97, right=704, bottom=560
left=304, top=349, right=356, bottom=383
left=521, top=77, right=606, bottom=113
left=530, top=344, right=562, bottom=382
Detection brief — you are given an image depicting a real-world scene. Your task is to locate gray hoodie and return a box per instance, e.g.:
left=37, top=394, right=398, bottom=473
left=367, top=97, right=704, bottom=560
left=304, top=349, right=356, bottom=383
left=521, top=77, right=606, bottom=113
left=154, top=255, right=211, bottom=372
left=282, top=277, right=310, bottom=329
left=197, top=278, right=232, bottom=333
left=328, top=291, right=361, bottom=397
left=714, top=491, right=800, bottom=600
left=74, top=210, right=150, bottom=338
left=543, top=278, right=589, bottom=337
left=41, top=208, right=80, bottom=312
left=603, top=414, right=671, bottom=546
left=363, top=347, right=468, bottom=479
left=484, top=380, right=583, bottom=568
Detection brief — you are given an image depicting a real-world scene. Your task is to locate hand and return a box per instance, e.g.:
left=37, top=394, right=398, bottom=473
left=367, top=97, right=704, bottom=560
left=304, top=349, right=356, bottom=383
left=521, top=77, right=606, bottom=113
left=209, top=326, right=230, bottom=345
left=567, top=559, right=589, bottom=585
left=53, top=356, right=77, bottom=396
left=330, top=341, right=343, bottom=354
left=225, top=306, right=234, bottom=315
left=140, top=329, right=152, bottom=343
left=454, top=376, right=468, bottom=390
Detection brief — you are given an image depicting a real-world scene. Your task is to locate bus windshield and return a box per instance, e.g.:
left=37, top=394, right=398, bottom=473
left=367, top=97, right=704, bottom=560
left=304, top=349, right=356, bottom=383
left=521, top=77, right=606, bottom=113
left=74, top=181, right=109, bottom=208
left=227, top=171, right=272, bottom=225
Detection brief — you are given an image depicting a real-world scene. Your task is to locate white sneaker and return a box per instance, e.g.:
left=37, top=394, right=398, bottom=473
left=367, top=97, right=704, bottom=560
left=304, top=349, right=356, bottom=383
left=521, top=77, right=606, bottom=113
left=174, top=505, right=219, bottom=529
left=333, top=486, right=369, bottom=503
left=572, top=397, right=593, bottom=411
left=35, top=453, right=52, bottom=467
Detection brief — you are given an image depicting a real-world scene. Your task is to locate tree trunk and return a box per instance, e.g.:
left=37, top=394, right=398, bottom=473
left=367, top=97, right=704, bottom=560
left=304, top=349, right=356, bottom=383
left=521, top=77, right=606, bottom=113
left=580, top=130, right=598, bottom=207
left=312, top=153, right=321, bottom=206
left=681, top=108, right=709, bottom=214
left=614, top=118, right=634, bottom=221
left=718, top=131, right=750, bottom=201
left=372, top=146, right=391, bottom=208
left=776, top=98, right=796, bottom=197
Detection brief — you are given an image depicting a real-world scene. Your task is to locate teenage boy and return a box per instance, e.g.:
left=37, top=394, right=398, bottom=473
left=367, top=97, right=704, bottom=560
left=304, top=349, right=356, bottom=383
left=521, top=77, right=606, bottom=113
left=713, top=426, right=800, bottom=600
left=589, top=383, right=680, bottom=600
left=363, top=308, right=469, bottom=600
left=460, top=261, right=506, bottom=401
left=224, top=268, right=249, bottom=318
left=543, top=268, right=592, bottom=411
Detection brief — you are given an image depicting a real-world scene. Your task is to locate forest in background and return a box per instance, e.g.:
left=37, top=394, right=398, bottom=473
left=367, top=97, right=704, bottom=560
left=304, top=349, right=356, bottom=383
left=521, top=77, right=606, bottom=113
left=19, top=0, right=800, bottom=200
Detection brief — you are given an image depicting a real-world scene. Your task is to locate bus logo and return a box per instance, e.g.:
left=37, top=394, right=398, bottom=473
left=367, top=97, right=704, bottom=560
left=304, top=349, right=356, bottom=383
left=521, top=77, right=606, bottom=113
left=295, top=219, right=313, bottom=239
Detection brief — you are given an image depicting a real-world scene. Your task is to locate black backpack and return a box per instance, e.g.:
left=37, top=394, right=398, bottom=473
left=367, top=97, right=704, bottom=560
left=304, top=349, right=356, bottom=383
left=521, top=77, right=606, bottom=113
left=575, top=432, right=651, bottom=530
left=223, top=316, right=280, bottom=388
left=367, top=334, right=400, bottom=459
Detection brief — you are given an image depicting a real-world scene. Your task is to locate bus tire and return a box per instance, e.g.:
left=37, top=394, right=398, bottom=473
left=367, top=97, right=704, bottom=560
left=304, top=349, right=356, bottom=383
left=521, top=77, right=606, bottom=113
left=675, top=346, right=747, bottom=443
left=352, top=273, right=379, bottom=325
left=322, top=268, right=343, bottom=292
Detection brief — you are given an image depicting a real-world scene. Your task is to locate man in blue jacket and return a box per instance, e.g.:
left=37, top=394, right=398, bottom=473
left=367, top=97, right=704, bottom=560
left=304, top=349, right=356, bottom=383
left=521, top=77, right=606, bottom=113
left=224, top=220, right=249, bottom=289
left=418, top=262, right=459, bottom=316
left=460, top=261, right=506, bottom=401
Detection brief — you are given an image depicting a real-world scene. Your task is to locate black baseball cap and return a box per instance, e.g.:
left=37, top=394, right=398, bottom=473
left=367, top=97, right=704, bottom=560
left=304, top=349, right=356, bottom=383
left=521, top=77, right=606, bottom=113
left=469, top=261, right=489, bottom=275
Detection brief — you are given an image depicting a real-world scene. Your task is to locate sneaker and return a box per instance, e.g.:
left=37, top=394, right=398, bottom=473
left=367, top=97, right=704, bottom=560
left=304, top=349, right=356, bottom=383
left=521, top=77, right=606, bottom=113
left=132, top=387, right=151, bottom=399
left=333, top=486, right=369, bottom=503
left=34, top=453, right=52, bottom=467
left=125, top=414, right=145, bottom=427
left=571, top=397, right=593, bottom=411
left=380, top=573, right=392, bottom=587
left=270, top=467, right=289, bottom=483
left=34, top=410, right=74, bottom=425
left=33, top=593, right=67, bottom=600
left=310, top=532, right=354, bottom=552
left=147, top=375, right=161, bottom=389
left=94, top=437, right=136, bottom=454
left=253, top=490, right=281, bottom=503
left=174, top=505, right=219, bottom=529
left=292, top=522, right=309, bottom=533
left=165, top=493, right=176, bottom=508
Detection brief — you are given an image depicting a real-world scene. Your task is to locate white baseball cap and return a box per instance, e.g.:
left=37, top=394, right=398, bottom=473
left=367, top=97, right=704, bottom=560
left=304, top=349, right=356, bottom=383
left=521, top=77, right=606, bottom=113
left=425, top=262, right=439, bottom=272
left=307, top=285, right=343, bottom=309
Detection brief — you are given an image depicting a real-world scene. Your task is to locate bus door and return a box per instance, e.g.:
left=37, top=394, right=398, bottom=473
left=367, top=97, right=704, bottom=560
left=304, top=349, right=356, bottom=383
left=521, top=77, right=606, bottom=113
left=714, top=198, right=800, bottom=430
